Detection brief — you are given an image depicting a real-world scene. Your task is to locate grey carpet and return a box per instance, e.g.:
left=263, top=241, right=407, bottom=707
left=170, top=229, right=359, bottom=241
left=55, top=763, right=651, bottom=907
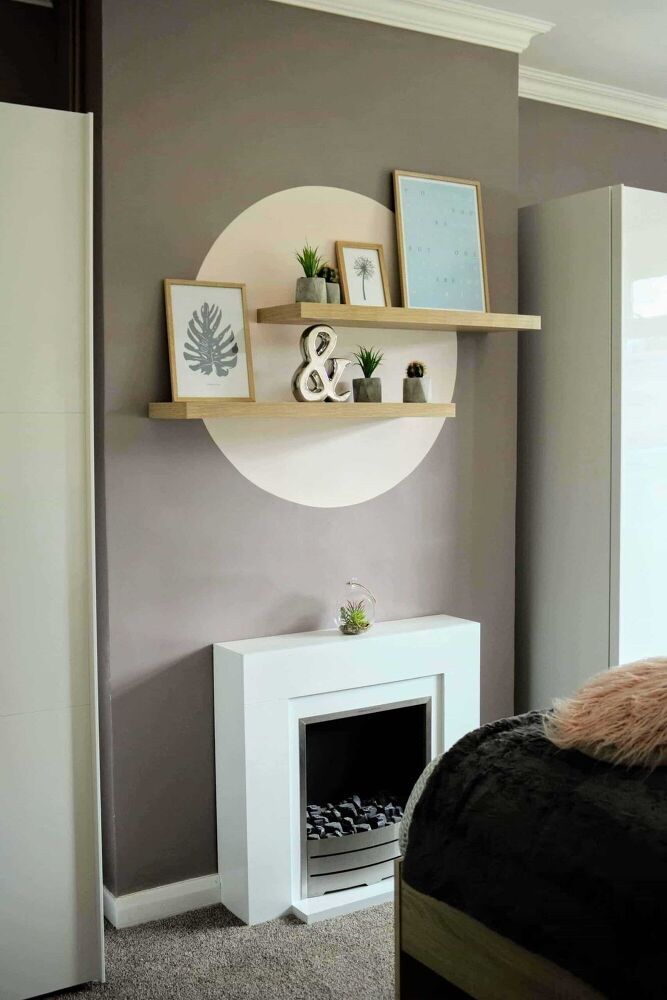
left=62, top=902, right=394, bottom=999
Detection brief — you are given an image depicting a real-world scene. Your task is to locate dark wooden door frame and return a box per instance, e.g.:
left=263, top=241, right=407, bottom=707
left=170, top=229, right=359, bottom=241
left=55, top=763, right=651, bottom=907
left=55, top=0, right=82, bottom=111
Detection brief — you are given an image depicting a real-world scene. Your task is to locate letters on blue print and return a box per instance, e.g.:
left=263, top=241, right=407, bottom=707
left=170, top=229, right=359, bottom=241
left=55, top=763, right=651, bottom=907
left=400, top=176, right=485, bottom=311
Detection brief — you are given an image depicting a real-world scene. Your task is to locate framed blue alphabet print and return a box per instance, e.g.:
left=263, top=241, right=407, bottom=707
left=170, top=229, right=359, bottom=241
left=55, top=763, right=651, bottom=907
left=393, top=170, right=489, bottom=312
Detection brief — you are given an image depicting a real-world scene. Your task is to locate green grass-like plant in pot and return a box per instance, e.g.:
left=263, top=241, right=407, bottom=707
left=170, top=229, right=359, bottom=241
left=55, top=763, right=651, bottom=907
left=352, top=345, right=384, bottom=403
left=295, top=243, right=326, bottom=304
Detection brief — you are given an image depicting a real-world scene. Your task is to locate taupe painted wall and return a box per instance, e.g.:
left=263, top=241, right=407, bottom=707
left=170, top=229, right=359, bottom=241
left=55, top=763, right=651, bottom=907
left=99, top=0, right=519, bottom=894
left=520, top=98, right=667, bottom=206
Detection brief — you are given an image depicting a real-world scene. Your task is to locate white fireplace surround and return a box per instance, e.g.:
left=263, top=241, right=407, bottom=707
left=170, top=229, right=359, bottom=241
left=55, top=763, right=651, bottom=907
left=213, top=614, right=480, bottom=925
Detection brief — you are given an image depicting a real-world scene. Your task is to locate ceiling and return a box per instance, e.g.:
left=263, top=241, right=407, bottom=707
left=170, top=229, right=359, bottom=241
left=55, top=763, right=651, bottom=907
left=15, top=0, right=667, bottom=99
left=486, top=0, right=667, bottom=99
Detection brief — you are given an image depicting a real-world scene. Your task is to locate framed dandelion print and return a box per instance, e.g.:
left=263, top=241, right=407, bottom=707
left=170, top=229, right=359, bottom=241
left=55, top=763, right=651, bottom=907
left=393, top=170, right=489, bottom=311
left=164, top=279, right=255, bottom=402
left=335, top=241, right=391, bottom=307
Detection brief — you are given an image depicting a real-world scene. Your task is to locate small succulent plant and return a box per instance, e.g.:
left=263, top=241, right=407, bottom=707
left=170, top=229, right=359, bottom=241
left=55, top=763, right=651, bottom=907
left=352, top=345, right=384, bottom=379
left=317, top=265, right=339, bottom=284
left=406, top=361, right=427, bottom=378
left=296, top=242, right=325, bottom=278
left=339, top=600, right=370, bottom=635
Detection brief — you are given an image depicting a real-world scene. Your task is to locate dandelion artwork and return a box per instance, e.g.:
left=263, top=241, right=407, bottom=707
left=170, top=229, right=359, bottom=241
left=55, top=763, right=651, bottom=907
left=353, top=255, right=375, bottom=301
left=336, top=241, right=391, bottom=307
left=164, top=279, right=255, bottom=401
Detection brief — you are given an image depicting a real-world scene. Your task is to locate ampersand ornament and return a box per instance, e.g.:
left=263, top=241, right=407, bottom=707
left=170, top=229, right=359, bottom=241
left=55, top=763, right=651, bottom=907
left=291, top=325, right=351, bottom=402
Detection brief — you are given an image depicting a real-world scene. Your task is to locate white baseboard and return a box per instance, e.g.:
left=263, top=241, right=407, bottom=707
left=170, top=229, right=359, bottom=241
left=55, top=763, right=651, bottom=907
left=103, top=874, right=221, bottom=929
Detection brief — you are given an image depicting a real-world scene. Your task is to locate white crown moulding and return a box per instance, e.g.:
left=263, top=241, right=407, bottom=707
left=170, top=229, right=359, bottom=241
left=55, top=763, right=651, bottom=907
left=268, top=0, right=553, bottom=53
left=519, top=66, right=667, bottom=132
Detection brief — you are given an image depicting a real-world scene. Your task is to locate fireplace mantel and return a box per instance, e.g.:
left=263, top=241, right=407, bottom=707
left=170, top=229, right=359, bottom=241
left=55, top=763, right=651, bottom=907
left=213, top=614, right=480, bottom=925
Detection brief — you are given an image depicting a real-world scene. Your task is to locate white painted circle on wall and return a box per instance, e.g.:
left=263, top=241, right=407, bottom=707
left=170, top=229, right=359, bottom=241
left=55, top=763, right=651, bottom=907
left=197, top=186, right=457, bottom=507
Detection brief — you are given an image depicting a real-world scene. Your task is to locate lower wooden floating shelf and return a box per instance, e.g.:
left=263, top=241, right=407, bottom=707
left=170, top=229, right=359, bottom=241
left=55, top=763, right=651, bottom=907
left=149, top=401, right=456, bottom=420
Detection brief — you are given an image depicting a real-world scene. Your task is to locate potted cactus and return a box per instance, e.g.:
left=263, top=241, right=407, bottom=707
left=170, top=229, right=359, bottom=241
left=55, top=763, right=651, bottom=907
left=403, top=360, right=431, bottom=403
left=352, top=345, right=383, bottom=402
left=295, top=243, right=326, bottom=303
left=317, top=264, right=341, bottom=304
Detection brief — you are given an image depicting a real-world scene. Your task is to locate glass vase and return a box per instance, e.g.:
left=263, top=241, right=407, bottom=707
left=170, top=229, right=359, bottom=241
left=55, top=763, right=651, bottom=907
left=334, top=580, right=377, bottom=636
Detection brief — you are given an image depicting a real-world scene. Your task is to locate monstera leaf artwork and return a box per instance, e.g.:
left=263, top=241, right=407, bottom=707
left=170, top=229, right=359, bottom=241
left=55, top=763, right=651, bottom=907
left=165, top=279, right=253, bottom=401
left=183, top=302, right=239, bottom=377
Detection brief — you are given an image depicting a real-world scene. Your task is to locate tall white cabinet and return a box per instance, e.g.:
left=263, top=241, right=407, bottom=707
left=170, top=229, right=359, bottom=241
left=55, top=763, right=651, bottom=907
left=0, top=103, right=104, bottom=998
left=517, top=186, right=667, bottom=711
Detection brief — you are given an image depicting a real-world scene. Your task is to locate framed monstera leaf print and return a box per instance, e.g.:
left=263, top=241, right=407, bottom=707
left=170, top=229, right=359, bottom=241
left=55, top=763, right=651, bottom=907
left=164, top=279, right=255, bottom=401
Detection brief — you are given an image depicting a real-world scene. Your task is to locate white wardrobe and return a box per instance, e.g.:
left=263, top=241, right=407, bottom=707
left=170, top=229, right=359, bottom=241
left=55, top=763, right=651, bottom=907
left=0, top=103, right=104, bottom=998
left=517, top=186, right=667, bottom=711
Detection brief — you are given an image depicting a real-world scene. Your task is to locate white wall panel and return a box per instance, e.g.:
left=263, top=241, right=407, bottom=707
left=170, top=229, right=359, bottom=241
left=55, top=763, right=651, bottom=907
left=518, top=185, right=667, bottom=711
left=615, top=187, right=667, bottom=663
left=0, top=101, right=102, bottom=998
left=0, top=708, right=101, bottom=1000
left=0, top=413, right=89, bottom=716
left=0, top=103, right=87, bottom=414
left=517, top=189, right=612, bottom=709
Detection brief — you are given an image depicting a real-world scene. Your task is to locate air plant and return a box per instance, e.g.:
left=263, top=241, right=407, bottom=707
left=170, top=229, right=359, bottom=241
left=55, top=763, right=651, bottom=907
left=296, top=242, right=325, bottom=278
left=352, top=345, right=384, bottom=379
left=339, top=600, right=370, bottom=635
left=406, top=361, right=427, bottom=378
left=317, top=264, right=339, bottom=284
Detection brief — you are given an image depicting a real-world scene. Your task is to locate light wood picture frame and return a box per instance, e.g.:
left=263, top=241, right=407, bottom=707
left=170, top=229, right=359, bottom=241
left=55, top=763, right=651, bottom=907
left=393, top=170, right=490, bottom=312
left=164, top=279, right=255, bottom=402
left=335, top=241, right=392, bottom=307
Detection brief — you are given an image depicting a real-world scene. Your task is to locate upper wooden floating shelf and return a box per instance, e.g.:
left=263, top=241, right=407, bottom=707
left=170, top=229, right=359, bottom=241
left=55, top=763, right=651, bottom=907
left=149, top=401, right=455, bottom=420
left=256, top=302, right=541, bottom=333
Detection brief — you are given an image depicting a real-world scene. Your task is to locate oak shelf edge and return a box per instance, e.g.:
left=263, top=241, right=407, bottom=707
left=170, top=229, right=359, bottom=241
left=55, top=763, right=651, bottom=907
left=148, top=401, right=456, bottom=420
left=255, top=302, right=541, bottom=333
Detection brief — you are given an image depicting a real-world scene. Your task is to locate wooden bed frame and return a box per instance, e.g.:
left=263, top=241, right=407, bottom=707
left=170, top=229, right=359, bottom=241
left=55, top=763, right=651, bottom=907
left=394, top=859, right=605, bottom=999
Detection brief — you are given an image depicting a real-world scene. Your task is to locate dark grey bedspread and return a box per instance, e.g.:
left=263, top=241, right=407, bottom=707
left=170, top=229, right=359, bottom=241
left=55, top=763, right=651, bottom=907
left=402, top=712, right=667, bottom=999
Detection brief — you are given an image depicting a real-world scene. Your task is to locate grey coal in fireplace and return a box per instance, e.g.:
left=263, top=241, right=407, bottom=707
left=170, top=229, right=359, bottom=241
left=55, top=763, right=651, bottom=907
left=300, top=699, right=431, bottom=897
left=307, top=794, right=403, bottom=839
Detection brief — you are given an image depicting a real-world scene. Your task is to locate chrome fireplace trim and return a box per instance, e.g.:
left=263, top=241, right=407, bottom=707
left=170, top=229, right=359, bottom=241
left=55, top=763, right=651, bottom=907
left=299, top=696, right=432, bottom=900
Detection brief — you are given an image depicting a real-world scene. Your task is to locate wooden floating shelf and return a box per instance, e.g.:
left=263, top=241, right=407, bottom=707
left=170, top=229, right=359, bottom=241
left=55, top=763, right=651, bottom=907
left=256, top=302, right=541, bottom=333
left=149, top=401, right=456, bottom=420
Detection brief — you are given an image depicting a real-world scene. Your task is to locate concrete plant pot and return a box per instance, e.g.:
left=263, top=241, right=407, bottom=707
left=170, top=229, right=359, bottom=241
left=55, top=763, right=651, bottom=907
left=326, top=282, right=341, bottom=304
left=353, top=377, right=382, bottom=403
left=295, top=276, right=327, bottom=303
left=403, top=376, right=432, bottom=403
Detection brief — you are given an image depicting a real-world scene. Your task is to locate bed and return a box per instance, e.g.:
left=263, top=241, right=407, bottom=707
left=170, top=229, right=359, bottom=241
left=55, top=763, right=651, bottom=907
left=395, top=712, right=667, bottom=999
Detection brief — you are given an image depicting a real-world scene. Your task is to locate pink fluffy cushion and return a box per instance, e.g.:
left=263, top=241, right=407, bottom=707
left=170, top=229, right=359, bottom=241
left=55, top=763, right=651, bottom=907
left=544, top=657, right=667, bottom=768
